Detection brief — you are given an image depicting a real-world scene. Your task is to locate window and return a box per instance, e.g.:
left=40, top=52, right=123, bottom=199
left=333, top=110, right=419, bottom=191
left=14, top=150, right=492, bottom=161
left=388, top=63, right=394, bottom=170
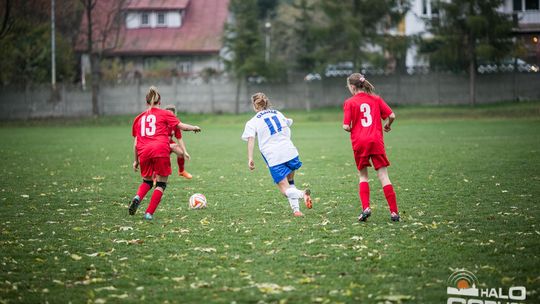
left=157, top=12, right=166, bottom=25
left=514, top=0, right=523, bottom=11
left=421, top=0, right=437, bottom=16
left=177, top=61, right=192, bottom=75
left=525, top=0, right=539, bottom=10
left=141, top=12, right=149, bottom=26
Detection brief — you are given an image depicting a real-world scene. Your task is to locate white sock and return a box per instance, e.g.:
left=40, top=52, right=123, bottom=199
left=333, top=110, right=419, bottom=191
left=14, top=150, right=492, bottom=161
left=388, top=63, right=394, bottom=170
left=288, top=198, right=300, bottom=212
left=285, top=188, right=303, bottom=199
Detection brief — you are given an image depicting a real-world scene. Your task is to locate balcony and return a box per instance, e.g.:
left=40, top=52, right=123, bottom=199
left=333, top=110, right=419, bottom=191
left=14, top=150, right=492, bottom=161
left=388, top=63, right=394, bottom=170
left=513, top=11, right=540, bottom=32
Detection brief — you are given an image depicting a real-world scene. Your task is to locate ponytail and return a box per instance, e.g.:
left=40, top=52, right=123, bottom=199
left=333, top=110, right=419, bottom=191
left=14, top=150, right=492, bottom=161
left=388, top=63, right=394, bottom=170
left=347, top=73, right=375, bottom=95
left=146, top=86, right=161, bottom=105
left=251, top=92, right=271, bottom=111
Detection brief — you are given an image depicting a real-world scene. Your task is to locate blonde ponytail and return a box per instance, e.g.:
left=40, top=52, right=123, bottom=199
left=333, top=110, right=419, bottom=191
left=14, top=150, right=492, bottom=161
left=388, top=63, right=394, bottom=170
left=347, top=73, right=375, bottom=95
left=251, top=92, right=271, bottom=111
left=146, top=86, right=161, bottom=105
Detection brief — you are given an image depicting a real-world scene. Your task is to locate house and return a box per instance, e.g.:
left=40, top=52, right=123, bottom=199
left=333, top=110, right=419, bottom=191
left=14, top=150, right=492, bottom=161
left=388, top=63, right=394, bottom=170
left=401, top=0, right=540, bottom=73
left=503, top=0, right=540, bottom=64
left=76, top=0, right=230, bottom=82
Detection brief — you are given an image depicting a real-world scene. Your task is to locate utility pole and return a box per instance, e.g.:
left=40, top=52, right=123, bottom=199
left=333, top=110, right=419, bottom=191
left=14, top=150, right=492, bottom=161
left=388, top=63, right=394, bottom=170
left=51, top=0, right=56, bottom=90
left=265, top=21, right=271, bottom=63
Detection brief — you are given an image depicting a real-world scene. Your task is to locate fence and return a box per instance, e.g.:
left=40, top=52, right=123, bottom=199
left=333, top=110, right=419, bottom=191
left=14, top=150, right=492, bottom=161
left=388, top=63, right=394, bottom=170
left=1, top=73, right=539, bottom=120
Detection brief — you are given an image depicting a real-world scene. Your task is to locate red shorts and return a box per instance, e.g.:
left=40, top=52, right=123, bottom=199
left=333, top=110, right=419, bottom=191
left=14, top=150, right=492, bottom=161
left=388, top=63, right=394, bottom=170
left=354, top=151, right=390, bottom=171
left=140, top=157, right=172, bottom=178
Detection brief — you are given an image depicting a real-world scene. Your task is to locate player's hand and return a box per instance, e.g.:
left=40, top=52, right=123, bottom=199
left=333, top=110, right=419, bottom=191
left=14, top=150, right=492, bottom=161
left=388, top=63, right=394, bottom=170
left=192, top=126, right=201, bottom=133
left=133, top=160, right=139, bottom=171
left=184, top=152, right=191, bottom=160
left=248, top=159, right=255, bottom=171
left=384, top=123, right=392, bottom=132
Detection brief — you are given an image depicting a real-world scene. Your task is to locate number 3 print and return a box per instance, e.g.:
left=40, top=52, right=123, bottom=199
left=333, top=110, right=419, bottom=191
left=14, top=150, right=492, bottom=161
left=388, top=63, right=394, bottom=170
left=360, top=104, right=372, bottom=127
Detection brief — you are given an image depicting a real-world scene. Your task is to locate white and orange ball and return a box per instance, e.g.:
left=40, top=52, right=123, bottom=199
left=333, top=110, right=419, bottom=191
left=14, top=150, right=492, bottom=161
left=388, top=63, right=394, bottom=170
left=189, top=193, right=207, bottom=209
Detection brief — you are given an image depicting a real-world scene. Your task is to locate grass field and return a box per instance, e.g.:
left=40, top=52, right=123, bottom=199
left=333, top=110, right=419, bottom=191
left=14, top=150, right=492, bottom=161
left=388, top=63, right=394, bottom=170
left=1, top=103, right=539, bottom=303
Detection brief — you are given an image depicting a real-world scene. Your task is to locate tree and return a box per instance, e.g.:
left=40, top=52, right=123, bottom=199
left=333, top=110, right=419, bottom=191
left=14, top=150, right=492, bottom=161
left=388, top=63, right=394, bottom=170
left=79, top=0, right=125, bottom=116
left=317, top=0, right=406, bottom=71
left=0, top=0, right=78, bottom=86
left=289, top=0, right=320, bottom=72
left=0, top=0, right=13, bottom=40
left=422, top=0, right=513, bottom=105
left=224, top=0, right=264, bottom=114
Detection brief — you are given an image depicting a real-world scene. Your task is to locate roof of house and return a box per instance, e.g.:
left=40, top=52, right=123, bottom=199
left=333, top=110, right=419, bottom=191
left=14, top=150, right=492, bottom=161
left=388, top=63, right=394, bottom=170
left=126, top=0, right=191, bottom=10
left=76, top=0, right=230, bottom=56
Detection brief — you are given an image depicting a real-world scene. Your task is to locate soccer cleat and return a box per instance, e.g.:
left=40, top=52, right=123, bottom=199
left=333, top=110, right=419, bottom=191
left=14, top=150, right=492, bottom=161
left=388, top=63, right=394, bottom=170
left=391, top=212, right=400, bottom=222
left=303, top=189, right=312, bottom=209
left=179, top=170, right=193, bottom=179
left=143, top=213, right=153, bottom=220
left=129, top=197, right=140, bottom=215
left=358, top=207, right=372, bottom=222
left=293, top=211, right=304, bottom=217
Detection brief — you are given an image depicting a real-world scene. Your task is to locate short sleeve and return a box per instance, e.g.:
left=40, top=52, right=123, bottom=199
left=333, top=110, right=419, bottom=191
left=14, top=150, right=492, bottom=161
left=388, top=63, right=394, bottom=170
left=241, top=120, right=256, bottom=141
left=379, top=97, right=393, bottom=120
left=343, top=100, right=352, bottom=125
left=165, top=111, right=180, bottom=130
left=132, top=117, right=139, bottom=137
left=286, top=118, right=293, bottom=127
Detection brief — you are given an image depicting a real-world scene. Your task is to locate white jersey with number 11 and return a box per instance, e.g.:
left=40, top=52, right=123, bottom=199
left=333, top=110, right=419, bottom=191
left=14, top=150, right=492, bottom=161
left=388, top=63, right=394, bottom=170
left=241, top=109, right=298, bottom=167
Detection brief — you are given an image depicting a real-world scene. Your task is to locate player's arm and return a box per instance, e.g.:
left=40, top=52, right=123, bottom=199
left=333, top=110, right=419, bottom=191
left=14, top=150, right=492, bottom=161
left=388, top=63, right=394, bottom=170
left=384, top=112, right=396, bottom=132
left=247, top=137, right=255, bottom=170
left=342, top=101, right=352, bottom=132
left=179, top=122, right=201, bottom=133
left=132, top=137, right=139, bottom=171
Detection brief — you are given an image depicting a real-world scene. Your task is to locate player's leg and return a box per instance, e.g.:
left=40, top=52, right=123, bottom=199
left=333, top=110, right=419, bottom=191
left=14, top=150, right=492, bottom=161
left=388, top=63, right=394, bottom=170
left=285, top=157, right=312, bottom=209
left=277, top=178, right=303, bottom=217
left=130, top=176, right=153, bottom=215
left=130, top=158, right=154, bottom=215
left=376, top=165, right=399, bottom=221
left=287, top=171, right=296, bottom=188
left=354, top=151, right=372, bottom=221
left=144, top=158, right=172, bottom=220
left=171, top=143, right=192, bottom=179
left=358, top=167, right=372, bottom=221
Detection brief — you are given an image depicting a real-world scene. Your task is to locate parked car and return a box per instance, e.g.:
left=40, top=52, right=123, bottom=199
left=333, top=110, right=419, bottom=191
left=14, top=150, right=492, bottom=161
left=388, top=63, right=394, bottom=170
left=477, top=58, right=539, bottom=74
left=304, top=73, right=321, bottom=81
left=324, top=62, right=354, bottom=77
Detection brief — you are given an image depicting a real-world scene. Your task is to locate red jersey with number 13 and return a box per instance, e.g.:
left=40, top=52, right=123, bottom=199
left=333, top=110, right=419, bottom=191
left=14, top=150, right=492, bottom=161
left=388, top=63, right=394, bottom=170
left=132, top=108, right=180, bottom=161
left=343, top=92, right=393, bottom=156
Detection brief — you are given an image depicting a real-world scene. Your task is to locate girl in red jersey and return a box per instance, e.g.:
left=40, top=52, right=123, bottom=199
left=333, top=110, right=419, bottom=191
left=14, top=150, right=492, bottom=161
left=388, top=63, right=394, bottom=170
left=165, top=104, right=193, bottom=179
left=342, top=73, right=399, bottom=222
left=130, top=86, right=201, bottom=220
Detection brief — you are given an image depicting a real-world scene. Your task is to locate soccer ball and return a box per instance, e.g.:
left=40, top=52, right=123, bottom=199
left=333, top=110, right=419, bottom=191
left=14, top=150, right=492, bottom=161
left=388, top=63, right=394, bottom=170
left=189, top=193, right=207, bottom=209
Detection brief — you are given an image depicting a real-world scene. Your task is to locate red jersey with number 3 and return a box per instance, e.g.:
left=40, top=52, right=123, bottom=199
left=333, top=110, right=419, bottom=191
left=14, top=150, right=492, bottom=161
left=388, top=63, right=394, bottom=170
left=132, top=108, right=180, bottom=161
left=343, top=92, right=393, bottom=156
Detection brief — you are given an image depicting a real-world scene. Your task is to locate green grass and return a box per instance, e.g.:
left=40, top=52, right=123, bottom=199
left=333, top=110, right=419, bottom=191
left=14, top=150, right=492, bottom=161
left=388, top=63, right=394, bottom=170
left=1, top=103, right=540, bottom=303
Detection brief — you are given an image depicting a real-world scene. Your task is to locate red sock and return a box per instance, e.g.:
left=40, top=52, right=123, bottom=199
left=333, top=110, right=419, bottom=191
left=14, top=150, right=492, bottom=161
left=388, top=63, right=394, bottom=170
left=383, top=184, right=398, bottom=213
left=359, top=182, right=370, bottom=210
left=145, top=188, right=164, bottom=215
left=177, top=156, right=185, bottom=172
left=136, top=181, right=152, bottom=201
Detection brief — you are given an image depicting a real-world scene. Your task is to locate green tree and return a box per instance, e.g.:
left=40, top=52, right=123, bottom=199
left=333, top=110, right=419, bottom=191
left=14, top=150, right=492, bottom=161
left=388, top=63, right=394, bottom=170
left=317, top=0, right=406, bottom=70
left=224, top=0, right=264, bottom=113
left=422, top=0, right=513, bottom=105
left=0, top=0, right=78, bottom=86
